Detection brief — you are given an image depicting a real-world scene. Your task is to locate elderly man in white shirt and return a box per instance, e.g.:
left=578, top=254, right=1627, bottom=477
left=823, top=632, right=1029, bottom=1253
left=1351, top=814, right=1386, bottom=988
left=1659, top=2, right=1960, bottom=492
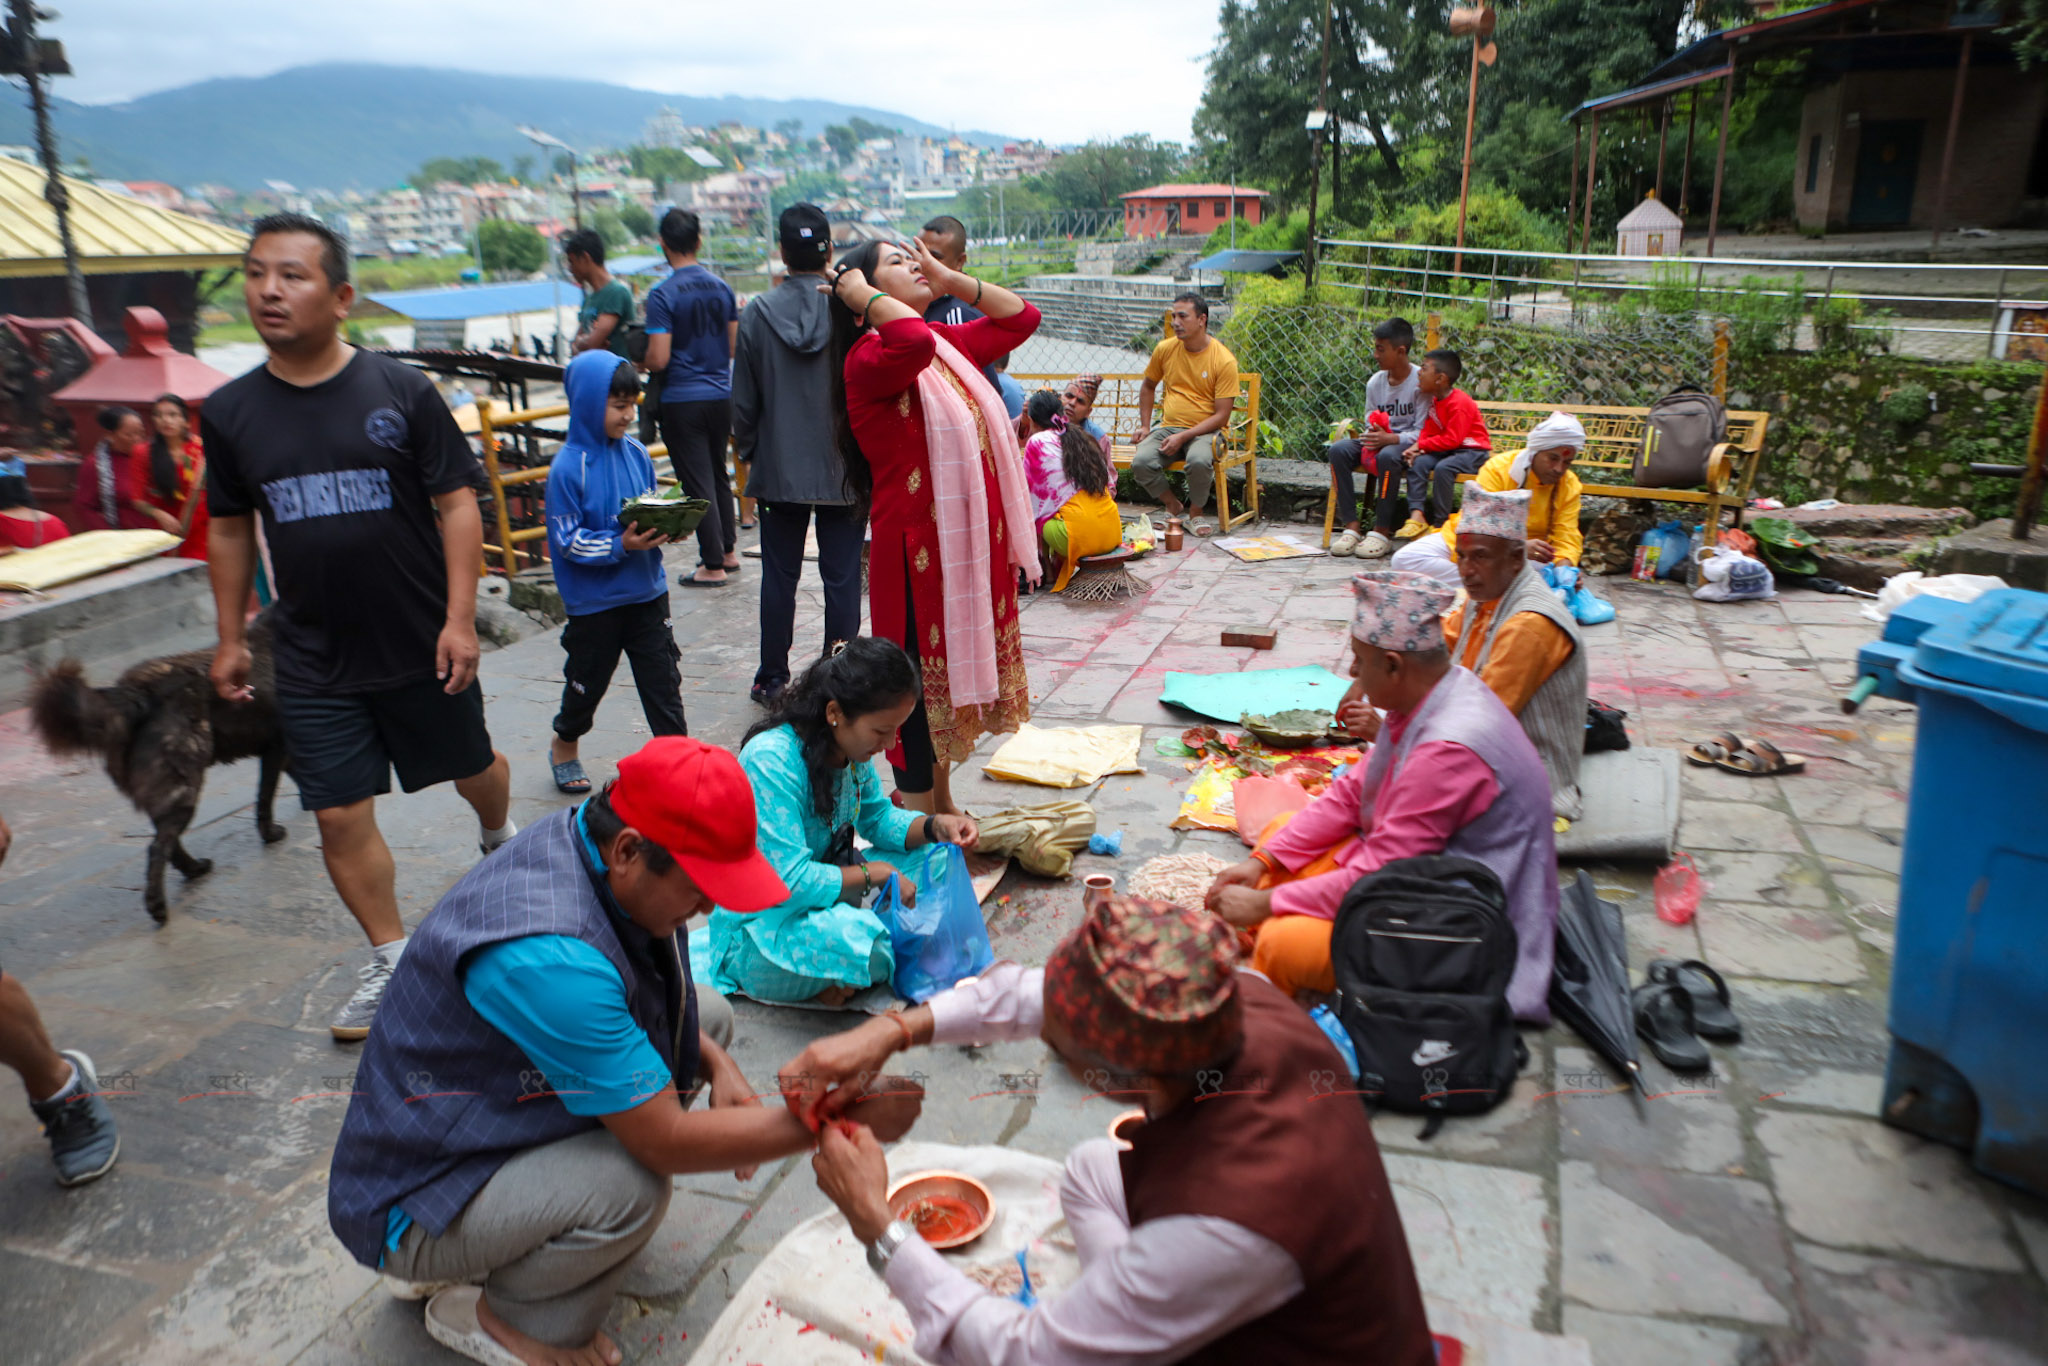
left=789, top=894, right=1436, bottom=1366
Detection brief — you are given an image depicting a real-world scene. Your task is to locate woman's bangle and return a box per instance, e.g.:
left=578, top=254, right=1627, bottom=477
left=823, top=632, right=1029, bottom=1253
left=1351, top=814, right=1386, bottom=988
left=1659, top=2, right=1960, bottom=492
left=921, top=814, right=938, bottom=846
left=858, top=290, right=887, bottom=326
left=860, top=863, right=873, bottom=895
left=971, top=278, right=984, bottom=306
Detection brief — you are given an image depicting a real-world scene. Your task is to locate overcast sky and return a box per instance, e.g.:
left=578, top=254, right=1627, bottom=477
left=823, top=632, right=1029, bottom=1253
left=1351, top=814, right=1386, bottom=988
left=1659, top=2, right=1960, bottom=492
left=58, top=1, right=1222, bottom=145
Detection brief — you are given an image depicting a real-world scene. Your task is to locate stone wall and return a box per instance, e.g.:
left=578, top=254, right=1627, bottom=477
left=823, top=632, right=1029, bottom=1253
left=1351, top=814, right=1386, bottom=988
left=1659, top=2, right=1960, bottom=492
left=1728, top=354, right=2044, bottom=521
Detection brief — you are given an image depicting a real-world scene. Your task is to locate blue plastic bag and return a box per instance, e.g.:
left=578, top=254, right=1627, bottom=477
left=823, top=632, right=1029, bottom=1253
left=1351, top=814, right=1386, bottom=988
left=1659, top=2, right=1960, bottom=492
left=884, top=843, right=994, bottom=1003
left=1641, top=520, right=1693, bottom=581
left=1538, top=562, right=1617, bottom=626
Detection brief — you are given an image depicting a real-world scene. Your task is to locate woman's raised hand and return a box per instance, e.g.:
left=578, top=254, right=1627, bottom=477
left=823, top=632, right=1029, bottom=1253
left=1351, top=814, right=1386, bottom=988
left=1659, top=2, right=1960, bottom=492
left=906, top=235, right=961, bottom=299
left=830, top=265, right=873, bottom=309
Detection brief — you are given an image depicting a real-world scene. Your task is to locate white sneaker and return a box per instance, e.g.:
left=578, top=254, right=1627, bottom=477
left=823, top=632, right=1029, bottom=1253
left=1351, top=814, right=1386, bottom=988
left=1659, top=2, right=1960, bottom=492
left=1328, top=529, right=1361, bottom=556
left=1357, top=531, right=1394, bottom=559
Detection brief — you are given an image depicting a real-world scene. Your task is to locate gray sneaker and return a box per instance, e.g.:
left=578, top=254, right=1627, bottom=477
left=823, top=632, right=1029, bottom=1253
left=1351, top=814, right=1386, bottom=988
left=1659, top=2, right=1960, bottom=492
left=331, top=956, right=395, bottom=1042
left=31, top=1050, right=120, bottom=1187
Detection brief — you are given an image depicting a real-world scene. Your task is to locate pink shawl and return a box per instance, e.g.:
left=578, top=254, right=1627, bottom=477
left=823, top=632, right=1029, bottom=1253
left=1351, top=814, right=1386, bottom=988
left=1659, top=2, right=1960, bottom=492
left=915, top=332, right=1039, bottom=707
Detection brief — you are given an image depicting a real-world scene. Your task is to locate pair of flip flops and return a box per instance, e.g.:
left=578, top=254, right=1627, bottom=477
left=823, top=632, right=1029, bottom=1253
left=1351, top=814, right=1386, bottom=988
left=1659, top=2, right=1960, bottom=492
left=1685, top=732, right=1807, bottom=776
left=1632, top=958, right=1741, bottom=1073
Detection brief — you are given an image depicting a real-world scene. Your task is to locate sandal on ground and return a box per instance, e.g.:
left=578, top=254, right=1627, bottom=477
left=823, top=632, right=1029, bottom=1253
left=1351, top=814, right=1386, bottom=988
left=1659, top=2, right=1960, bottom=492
left=423, top=1287, right=526, bottom=1366
left=1191, top=519, right=1217, bottom=537
left=679, top=570, right=730, bottom=588
left=1632, top=981, right=1712, bottom=1073
left=1648, top=958, right=1742, bottom=1041
left=1685, top=732, right=1746, bottom=767
left=1712, top=737, right=1806, bottom=776
left=548, top=753, right=591, bottom=795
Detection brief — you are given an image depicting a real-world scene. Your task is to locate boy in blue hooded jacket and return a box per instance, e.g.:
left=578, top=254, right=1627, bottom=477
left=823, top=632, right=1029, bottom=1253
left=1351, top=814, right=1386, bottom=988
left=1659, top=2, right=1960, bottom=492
left=544, top=354, right=689, bottom=791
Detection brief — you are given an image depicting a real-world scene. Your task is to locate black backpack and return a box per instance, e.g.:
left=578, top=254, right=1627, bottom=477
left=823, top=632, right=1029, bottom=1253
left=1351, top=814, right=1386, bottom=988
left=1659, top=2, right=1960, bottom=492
left=1635, top=383, right=1727, bottom=489
left=1331, top=855, right=1525, bottom=1137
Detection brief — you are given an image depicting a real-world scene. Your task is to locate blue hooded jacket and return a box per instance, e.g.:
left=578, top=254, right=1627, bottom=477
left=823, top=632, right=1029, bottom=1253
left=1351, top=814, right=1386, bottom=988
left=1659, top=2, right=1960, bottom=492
left=546, top=352, right=665, bottom=616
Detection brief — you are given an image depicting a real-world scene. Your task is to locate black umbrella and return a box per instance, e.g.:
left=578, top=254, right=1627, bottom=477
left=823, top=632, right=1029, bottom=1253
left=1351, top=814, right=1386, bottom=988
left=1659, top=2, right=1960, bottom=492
left=1550, top=870, right=1649, bottom=1101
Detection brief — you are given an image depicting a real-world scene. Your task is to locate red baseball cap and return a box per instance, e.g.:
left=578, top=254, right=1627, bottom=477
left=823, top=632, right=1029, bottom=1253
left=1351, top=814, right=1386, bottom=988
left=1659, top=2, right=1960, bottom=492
left=609, top=738, right=788, bottom=912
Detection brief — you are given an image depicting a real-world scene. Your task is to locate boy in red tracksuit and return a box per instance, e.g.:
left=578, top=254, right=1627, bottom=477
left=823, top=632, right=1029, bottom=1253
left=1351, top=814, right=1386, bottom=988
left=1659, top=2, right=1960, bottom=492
left=1396, top=349, right=1492, bottom=536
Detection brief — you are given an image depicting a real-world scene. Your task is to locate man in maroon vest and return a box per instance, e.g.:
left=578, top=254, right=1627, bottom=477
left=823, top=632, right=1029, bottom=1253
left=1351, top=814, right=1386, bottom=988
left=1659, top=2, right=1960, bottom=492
left=792, top=894, right=1435, bottom=1365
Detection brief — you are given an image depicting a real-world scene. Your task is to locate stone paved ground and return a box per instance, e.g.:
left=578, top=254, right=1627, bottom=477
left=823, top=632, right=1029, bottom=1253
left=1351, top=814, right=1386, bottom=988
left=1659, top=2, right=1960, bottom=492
left=3, top=524, right=2046, bottom=1366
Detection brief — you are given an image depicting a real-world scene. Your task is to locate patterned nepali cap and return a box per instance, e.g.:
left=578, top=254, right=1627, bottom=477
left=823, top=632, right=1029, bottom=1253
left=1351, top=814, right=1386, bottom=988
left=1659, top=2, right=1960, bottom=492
left=1043, top=894, right=1243, bottom=1076
left=1071, top=373, right=1104, bottom=399
left=1351, top=569, right=1456, bottom=651
left=1459, top=485, right=1532, bottom=542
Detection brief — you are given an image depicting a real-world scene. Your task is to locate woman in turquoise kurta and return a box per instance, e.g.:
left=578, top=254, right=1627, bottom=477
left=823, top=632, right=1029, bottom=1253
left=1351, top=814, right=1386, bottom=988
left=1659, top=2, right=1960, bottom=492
left=700, top=638, right=980, bottom=1005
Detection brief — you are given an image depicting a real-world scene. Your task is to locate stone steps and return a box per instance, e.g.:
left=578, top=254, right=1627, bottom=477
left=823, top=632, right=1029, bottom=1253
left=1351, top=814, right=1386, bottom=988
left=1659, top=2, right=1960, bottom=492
left=0, top=557, right=217, bottom=710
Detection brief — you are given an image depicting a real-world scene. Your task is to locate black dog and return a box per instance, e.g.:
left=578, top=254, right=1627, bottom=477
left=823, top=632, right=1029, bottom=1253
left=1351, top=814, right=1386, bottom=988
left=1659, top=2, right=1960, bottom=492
left=30, top=620, right=290, bottom=923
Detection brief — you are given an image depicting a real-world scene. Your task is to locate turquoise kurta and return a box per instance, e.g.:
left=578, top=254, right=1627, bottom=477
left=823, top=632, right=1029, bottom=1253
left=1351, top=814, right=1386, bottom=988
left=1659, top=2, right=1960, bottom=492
left=693, top=724, right=919, bottom=1002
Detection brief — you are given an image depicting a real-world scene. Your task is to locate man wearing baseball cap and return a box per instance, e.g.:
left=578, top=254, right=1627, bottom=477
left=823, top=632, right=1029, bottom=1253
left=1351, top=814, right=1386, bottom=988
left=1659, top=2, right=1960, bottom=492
left=328, top=737, right=922, bottom=1366
left=734, top=201, right=863, bottom=708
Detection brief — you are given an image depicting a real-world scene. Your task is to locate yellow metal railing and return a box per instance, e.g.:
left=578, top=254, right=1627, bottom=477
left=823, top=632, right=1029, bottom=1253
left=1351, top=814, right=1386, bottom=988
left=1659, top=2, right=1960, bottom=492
left=476, top=398, right=755, bottom=577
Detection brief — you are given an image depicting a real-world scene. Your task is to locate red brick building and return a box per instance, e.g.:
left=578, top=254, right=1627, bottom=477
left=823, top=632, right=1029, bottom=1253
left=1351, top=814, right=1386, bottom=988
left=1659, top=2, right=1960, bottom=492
left=1119, top=185, right=1267, bottom=240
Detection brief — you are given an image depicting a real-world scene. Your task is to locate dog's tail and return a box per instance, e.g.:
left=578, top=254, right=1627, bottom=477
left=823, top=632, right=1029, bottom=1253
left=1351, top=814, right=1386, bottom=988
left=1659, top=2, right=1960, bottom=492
left=29, top=660, right=144, bottom=758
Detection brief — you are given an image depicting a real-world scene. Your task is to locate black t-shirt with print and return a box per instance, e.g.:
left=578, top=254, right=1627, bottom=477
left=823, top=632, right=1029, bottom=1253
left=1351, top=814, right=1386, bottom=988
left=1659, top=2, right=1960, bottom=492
left=203, top=350, right=482, bottom=694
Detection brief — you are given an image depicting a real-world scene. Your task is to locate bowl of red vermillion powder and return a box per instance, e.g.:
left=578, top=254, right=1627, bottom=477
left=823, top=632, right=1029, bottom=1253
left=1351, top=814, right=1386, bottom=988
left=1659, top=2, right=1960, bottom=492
left=886, top=1170, right=995, bottom=1249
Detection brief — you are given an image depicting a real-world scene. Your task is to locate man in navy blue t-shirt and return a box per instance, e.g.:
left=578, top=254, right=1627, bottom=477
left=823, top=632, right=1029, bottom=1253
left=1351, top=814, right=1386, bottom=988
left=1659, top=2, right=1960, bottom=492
left=642, top=209, right=741, bottom=588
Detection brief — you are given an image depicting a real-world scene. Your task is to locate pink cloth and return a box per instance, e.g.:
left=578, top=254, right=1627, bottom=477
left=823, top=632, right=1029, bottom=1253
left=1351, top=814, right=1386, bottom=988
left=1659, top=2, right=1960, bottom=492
left=1260, top=713, right=1501, bottom=921
left=1023, top=429, right=1074, bottom=531
left=914, top=332, right=1040, bottom=706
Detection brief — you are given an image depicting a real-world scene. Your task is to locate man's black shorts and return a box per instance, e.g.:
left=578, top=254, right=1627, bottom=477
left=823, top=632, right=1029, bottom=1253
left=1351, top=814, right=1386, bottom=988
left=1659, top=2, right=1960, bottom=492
left=277, top=679, right=495, bottom=811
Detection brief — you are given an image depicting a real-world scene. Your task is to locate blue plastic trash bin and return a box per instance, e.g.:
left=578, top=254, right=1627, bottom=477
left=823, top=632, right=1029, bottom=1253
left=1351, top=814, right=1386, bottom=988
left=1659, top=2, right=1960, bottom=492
left=1854, top=587, right=2048, bottom=1196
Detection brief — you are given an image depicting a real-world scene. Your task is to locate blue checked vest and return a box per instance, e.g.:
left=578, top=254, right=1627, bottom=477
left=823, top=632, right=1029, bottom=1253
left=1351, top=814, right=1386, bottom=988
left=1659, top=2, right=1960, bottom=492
left=327, top=806, right=698, bottom=1267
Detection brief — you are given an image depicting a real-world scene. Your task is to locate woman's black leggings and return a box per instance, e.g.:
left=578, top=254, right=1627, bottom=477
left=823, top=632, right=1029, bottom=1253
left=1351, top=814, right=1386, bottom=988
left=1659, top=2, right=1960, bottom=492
left=891, top=581, right=937, bottom=793
left=658, top=397, right=737, bottom=570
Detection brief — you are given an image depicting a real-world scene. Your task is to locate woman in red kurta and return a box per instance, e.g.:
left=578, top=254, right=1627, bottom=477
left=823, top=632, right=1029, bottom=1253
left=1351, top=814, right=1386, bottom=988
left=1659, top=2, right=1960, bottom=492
left=133, top=393, right=208, bottom=558
left=829, top=237, right=1042, bottom=816
left=75, top=405, right=161, bottom=534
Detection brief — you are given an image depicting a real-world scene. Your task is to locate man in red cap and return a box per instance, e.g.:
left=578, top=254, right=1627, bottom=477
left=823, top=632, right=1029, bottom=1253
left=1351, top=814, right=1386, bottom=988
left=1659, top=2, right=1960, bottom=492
left=327, top=737, right=921, bottom=1366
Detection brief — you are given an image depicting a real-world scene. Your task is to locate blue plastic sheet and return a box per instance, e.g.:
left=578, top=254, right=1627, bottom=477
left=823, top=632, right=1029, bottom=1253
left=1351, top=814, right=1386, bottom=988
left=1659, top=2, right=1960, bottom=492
left=1158, top=665, right=1353, bottom=723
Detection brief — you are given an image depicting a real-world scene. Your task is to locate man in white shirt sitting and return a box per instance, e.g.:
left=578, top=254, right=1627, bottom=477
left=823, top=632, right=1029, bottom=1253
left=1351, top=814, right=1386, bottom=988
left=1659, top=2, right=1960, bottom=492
left=788, top=894, right=1435, bottom=1366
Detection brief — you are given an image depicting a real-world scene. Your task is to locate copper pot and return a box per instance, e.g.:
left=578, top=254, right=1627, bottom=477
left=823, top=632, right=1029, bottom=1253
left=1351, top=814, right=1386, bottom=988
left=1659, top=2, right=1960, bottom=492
left=1082, top=874, right=1115, bottom=913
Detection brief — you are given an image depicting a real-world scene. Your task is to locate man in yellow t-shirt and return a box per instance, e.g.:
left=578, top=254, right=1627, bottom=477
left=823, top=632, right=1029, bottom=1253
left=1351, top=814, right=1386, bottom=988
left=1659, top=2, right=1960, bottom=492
left=1129, top=292, right=1240, bottom=534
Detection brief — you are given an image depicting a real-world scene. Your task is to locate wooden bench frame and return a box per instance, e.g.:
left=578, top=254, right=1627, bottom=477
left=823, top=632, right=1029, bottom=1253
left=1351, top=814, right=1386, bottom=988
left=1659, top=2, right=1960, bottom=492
left=1320, top=400, right=1770, bottom=550
left=1014, top=372, right=1263, bottom=533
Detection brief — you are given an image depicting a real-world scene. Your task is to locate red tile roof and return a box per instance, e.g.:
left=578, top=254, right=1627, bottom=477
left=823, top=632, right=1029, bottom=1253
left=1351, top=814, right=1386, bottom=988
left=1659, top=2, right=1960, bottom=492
left=1119, top=184, right=1271, bottom=200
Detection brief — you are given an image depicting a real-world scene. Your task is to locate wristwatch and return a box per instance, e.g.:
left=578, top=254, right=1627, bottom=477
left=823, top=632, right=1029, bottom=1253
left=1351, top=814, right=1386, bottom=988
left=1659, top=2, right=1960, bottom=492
left=865, top=1218, right=915, bottom=1276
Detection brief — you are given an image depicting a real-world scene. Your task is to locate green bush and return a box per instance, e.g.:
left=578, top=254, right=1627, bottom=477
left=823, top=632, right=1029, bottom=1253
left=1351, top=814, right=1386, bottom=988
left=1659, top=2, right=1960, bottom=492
left=1722, top=273, right=1805, bottom=363
left=1879, top=383, right=1931, bottom=425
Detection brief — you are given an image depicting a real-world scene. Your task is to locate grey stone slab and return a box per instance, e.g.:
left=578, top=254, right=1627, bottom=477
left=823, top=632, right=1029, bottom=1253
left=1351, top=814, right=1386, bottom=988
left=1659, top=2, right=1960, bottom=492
left=1383, top=1152, right=1551, bottom=1328
left=1559, top=1160, right=1793, bottom=1326
left=1555, top=1046, right=1746, bottom=1175
left=616, top=1187, right=754, bottom=1299
left=1561, top=1305, right=1773, bottom=1366
left=0, top=1247, right=156, bottom=1366
left=1678, top=798, right=1806, bottom=854
left=0, top=1162, right=252, bottom=1268
left=115, top=1175, right=380, bottom=1366
left=1696, top=899, right=1869, bottom=985
left=1758, top=1112, right=2025, bottom=1271
left=1689, top=849, right=1834, bottom=909
left=1776, top=775, right=1909, bottom=831
left=1792, top=1241, right=2048, bottom=1366
left=1739, top=1058, right=1886, bottom=1117
left=1805, top=824, right=1906, bottom=877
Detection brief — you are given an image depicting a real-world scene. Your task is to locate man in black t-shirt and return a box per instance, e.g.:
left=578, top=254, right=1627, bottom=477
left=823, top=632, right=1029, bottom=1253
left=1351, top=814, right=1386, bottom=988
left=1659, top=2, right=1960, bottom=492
left=205, top=213, right=514, bottom=1042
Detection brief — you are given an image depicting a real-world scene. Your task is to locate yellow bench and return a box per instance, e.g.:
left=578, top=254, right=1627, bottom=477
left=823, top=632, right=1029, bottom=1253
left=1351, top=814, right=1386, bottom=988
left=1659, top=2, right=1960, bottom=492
left=1320, top=400, right=1770, bottom=550
left=1013, top=372, right=1263, bottom=533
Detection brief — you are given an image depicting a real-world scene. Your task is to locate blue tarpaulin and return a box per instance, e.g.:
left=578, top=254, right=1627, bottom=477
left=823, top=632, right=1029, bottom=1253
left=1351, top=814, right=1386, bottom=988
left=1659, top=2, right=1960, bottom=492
left=364, top=281, right=567, bottom=321
left=1190, top=250, right=1303, bottom=276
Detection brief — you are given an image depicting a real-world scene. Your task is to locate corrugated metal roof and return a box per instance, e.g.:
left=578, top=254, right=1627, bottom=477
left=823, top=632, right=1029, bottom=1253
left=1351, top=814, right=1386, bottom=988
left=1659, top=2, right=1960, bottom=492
left=0, top=154, right=247, bottom=279
left=365, top=280, right=566, bottom=321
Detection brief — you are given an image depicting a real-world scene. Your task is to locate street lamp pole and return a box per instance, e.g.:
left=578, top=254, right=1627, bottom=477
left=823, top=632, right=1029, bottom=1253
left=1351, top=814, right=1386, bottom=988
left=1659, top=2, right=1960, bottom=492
left=1302, top=0, right=1332, bottom=290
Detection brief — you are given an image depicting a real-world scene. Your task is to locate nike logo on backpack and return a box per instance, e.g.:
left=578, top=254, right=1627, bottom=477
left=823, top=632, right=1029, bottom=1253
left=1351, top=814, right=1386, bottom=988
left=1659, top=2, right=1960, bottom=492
left=1412, top=1040, right=1457, bottom=1067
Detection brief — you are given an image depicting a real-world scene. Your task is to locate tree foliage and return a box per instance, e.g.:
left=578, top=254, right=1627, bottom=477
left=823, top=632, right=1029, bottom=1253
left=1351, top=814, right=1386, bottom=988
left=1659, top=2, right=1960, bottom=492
left=478, top=219, right=546, bottom=276
left=590, top=208, right=631, bottom=252
left=1035, top=135, right=1189, bottom=209
left=823, top=125, right=857, bottom=164
left=618, top=203, right=656, bottom=239
left=628, top=145, right=717, bottom=192
left=1193, top=0, right=1776, bottom=236
left=415, top=155, right=504, bottom=186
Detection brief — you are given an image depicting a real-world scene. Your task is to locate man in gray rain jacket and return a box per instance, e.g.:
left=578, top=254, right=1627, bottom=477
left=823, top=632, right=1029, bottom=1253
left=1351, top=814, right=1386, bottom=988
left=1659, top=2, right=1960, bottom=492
left=733, top=202, right=861, bottom=707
